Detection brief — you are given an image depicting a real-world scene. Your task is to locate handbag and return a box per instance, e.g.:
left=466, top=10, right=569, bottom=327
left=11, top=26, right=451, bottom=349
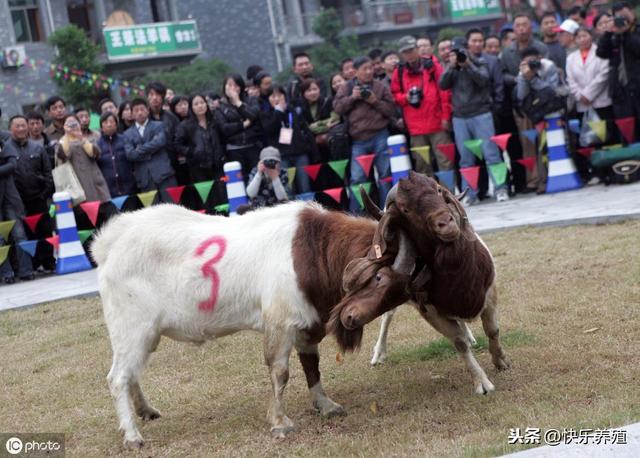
left=579, top=107, right=603, bottom=147
left=520, top=86, right=565, bottom=124
left=52, top=161, right=86, bottom=205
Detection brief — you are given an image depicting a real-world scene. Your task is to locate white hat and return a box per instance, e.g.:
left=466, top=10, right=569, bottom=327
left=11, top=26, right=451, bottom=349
left=555, top=19, right=580, bottom=35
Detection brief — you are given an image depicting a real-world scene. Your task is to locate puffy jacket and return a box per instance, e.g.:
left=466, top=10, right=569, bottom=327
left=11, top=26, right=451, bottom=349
left=175, top=118, right=225, bottom=174
left=214, top=97, right=262, bottom=147
left=596, top=26, right=640, bottom=98
left=3, top=138, right=53, bottom=202
left=260, top=107, right=318, bottom=160
left=440, top=56, right=493, bottom=118
left=391, top=58, right=452, bottom=135
left=97, top=133, right=137, bottom=197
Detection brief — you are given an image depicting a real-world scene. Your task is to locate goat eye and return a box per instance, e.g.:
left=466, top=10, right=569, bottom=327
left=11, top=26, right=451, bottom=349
left=375, top=273, right=382, bottom=282
left=403, top=208, right=409, bottom=213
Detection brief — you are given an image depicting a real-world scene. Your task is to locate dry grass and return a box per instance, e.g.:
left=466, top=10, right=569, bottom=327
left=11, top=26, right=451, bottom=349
left=1, top=221, right=639, bottom=457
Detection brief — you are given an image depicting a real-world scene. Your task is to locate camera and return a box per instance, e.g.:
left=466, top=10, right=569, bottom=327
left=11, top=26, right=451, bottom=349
left=614, top=16, right=628, bottom=28
left=528, top=60, right=541, bottom=71
left=453, top=49, right=467, bottom=64
left=263, top=159, right=279, bottom=169
left=358, top=83, right=372, bottom=99
left=423, top=57, right=434, bottom=70
left=408, top=86, right=424, bottom=108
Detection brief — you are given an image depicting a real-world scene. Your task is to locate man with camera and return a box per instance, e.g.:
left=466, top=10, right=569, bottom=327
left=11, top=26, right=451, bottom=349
left=391, top=35, right=453, bottom=176
left=440, top=37, right=509, bottom=205
left=334, top=56, right=396, bottom=210
left=238, top=146, right=290, bottom=214
left=597, top=1, right=640, bottom=139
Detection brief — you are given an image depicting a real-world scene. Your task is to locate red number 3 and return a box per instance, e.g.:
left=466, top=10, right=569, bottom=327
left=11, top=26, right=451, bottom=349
left=194, top=236, right=227, bottom=312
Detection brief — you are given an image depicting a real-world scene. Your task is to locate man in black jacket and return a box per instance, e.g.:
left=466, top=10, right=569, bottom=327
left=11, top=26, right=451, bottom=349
left=26, top=111, right=55, bottom=168
left=597, top=1, right=640, bottom=139
left=286, top=53, right=327, bottom=109
left=5, top=115, right=55, bottom=272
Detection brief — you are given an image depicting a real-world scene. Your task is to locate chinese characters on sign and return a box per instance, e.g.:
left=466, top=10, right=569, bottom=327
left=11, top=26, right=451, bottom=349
left=448, top=0, right=501, bottom=19
left=103, top=21, right=201, bottom=61
left=508, top=427, right=628, bottom=446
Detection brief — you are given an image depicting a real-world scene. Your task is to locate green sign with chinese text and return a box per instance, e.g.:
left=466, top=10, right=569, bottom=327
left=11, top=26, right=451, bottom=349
left=449, top=0, right=501, bottom=18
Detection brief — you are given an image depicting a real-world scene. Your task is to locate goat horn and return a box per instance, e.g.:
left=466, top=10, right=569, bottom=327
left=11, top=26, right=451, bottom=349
left=392, top=230, right=416, bottom=275
left=456, top=187, right=469, bottom=201
left=360, top=186, right=383, bottom=220
left=384, top=184, right=398, bottom=210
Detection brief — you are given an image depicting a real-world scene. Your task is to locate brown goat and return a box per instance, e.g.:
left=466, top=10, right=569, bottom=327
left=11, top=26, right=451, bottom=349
left=361, top=172, right=512, bottom=395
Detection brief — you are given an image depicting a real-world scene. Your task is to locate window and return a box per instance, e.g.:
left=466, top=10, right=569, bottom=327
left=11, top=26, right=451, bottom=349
left=9, top=0, right=42, bottom=43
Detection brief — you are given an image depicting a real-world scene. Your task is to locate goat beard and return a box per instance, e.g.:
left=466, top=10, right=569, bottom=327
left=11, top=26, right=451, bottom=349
left=433, top=238, right=466, bottom=272
left=326, top=302, right=364, bottom=353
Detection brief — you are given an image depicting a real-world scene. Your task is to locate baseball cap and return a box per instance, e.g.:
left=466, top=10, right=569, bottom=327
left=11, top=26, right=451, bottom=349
left=554, top=19, right=580, bottom=34
left=259, top=146, right=281, bottom=162
left=398, top=36, right=417, bottom=53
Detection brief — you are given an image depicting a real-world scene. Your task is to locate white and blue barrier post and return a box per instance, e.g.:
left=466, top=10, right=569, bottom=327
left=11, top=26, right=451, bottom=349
left=53, top=191, right=92, bottom=274
left=223, top=161, right=248, bottom=216
left=545, top=114, right=583, bottom=193
left=388, top=134, right=411, bottom=185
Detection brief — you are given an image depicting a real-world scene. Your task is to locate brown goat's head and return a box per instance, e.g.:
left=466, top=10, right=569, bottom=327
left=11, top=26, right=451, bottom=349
left=362, top=172, right=473, bottom=257
left=326, top=231, right=416, bottom=352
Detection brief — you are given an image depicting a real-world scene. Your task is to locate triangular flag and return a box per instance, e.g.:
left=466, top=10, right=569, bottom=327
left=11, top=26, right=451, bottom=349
left=0, top=220, right=16, bottom=241
left=588, top=120, right=607, bottom=142
left=435, top=170, right=456, bottom=192
left=437, top=143, right=456, bottom=163
left=49, top=203, right=56, bottom=218
left=576, top=147, right=594, bottom=158
left=355, top=154, right=376, bottom=177
left=490, top=133, right=511, bottom=152
left=379, top=176, right=393, bottom=184
left=296, top=192, right=315, bottom=201
left=463, top=139, right=484, bottom=160
left=516, top=157, right=537, bottom=171
left=522, top=129, right=538, bottom=145
left=194, top=181, right=214, bottom=203
left=459, top=166, right=480, bottom=192
left=80, top=201, right=101, bottom=227
left=287, top=167, right=296, bottom=185
left=0, top=245, right=10, bottom=265
left=538, top=129, right=547, bottom=152
left=411, top=146, right=430, bottom=164
left=615, top=117, right=635, bottom=144
left=23, top=213, right=44, bottom=233
left=78, top=229, right=94, bottom=244
left=303, top=164, right=322, bottom=181
left=214, top=203, right=229, bottom=213
left=137, top=190, right=157, bottom=207
left=166, top=185, right=186, bottom=204
left=323, top=187, right=343, bottom=203
left=46, top=235, right=60, bottom=251
left=535, top=121, right=547, bottom=133
left=328, top=159, right=349, bottom=180
left=350, top=183, right=372, bottom=209
left=111, top=195, right=128, bottom=210
left=18, top=240, right=38, bottom=258
left=568, top=119, right=581, bottom=135
left=488, top=162, right=508, bottom=186
left=196, top=209, right=206, bottom=214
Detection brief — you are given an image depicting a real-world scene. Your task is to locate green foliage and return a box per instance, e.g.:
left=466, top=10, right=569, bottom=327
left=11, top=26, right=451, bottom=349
left=312, top=7, right=342, bottom=44
left=135, top=58, right=232, bottom=96
left=48, top=25, right=104, bottom=106
left=436, top=27, right=466, bottom=43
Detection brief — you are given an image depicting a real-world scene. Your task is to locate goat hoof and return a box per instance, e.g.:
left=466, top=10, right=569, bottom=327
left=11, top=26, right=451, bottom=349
left=370, top=351, right=386, bottom=366
left=138, top=407, right=162, bottom=421
left=494, top=355, right=512, bottom=371
left=123, top=436, right=144, bottom=450
left=270, top=425, right=296, bottom=439
left=474, top=380, right=495, bottom=395
left=323, top=404, right=346, bottom=418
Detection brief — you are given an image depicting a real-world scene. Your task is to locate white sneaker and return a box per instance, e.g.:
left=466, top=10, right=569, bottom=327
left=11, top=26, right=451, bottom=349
left=587, top=176, right=601, bottom=186
left=496, top=188, right=510, bottom=202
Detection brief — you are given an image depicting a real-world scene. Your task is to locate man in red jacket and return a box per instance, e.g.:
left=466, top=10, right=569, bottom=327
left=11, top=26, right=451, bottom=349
left=391, top=36, right=454, bottom=176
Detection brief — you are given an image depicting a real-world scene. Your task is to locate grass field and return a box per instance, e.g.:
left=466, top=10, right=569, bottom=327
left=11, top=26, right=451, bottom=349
left=1, top=221, right=639, bottom=457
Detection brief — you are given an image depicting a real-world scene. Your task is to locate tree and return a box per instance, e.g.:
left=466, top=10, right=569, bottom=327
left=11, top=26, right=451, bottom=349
left=134, top=58, right=232, bottom=95
left=48, top=25, right=105, bottom=106
left=436, top=27, right=466, bottom=43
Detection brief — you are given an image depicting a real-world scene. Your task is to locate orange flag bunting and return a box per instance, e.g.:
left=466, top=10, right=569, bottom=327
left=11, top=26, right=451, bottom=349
left=166, top=185, right=185, bottom=204
left=490, top=133, right=511, bottom=152
left=46, top=235, right=60, bottom=251
left=576, top=147, right=595, bottom=158
left=23, top=213, right=43, bottom=233
left=303, top=164, right=322, bottom=181
left=323, top=187, right=343, bottom=203
left=79, top=201, right=101, bottom=227
left=355, top=154, right=376, bottom=176
left=459, top=166, right=480, bottom=192
left=516, top=157, right=537, bottom=171
left=437, top=143, right=456, bottom=163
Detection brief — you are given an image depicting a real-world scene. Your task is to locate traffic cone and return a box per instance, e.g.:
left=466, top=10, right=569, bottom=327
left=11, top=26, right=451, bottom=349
left=545, top=114, right=583, bottom=193
left=53, top=192, right=92, bottom=274
left=223, top=161, right=248, bottom=216
left=388, top=134, right=411, bottom=185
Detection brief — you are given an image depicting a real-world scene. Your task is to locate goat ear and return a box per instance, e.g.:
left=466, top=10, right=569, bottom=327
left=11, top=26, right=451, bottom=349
left=361, top=186, right=383, bottom=221
left=367, top=204, right=399, bottom=261
left=411, top=265, right=431, bottom=291
left=442, top=187, right=477, bottom=242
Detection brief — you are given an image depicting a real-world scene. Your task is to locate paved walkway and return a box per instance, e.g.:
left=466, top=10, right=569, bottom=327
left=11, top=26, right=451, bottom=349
left=1, top=182, right=639, bottom=312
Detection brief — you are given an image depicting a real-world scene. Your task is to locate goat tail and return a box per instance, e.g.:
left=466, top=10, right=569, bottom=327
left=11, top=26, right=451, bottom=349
left=90, top=213, right=125, bottom=266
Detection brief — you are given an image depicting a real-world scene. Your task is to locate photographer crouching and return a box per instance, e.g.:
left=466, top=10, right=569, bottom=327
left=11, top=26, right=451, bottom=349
left=236, top=146, right=291, bottom=215
left=439, top=37, right=509, bottom=205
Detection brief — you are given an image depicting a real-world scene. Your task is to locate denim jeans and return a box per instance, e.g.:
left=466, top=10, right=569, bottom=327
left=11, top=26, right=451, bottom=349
left=349, top=129, right=391, bottom=212
left=0, top=205, right=33, bottom=279
left=281, top=154, right=311, bottom=195
left=452, top=111, right=505, bottom=198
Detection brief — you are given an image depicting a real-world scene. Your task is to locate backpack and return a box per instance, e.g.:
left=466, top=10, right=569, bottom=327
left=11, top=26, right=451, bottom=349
left=327, top=122, right=351, bottom=161
left=605, top=160, right=640, bottom=185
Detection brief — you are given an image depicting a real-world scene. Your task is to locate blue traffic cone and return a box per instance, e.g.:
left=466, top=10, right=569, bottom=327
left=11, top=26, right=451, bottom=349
left=545, top=114, right=583, bottom=193
left=53, top=192, right=92, bottom=274
left=223, top=161, right=248, bottom=216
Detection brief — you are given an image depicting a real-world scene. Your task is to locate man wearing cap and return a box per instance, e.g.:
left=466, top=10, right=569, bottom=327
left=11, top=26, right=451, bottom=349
left=391, top=35, right=453, bottom=176
left=239, top=146, right=290, bottom=214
